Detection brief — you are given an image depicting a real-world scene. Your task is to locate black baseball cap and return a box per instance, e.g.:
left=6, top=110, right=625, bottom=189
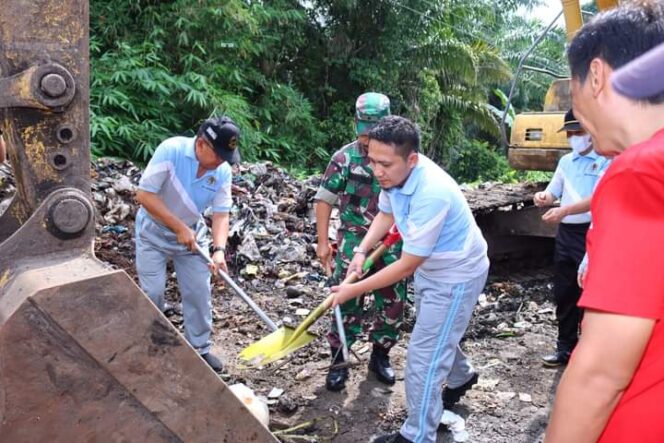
left=557, top=109, right=583, bottom=133
left=198, top=116, right=241, bottom=165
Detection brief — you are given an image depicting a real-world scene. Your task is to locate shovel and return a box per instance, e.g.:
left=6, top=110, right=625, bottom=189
left=195, top=243, right=278, bottom=332
left=238, top=225, right=402, bottom=366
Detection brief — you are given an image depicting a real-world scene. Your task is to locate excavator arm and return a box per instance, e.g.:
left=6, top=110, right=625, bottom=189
left=507, top=0, right=621, bottom=171
left=0, top=2, right=276, bottom=441
left=562, top=0, right=620, bottom=41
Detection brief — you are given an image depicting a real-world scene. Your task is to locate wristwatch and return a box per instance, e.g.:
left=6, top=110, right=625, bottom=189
left=352, top=246, right=367, bottom=255
left=212, top=245, right=226, bottom=254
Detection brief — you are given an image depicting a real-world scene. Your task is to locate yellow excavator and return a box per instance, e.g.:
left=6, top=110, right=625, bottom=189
left=0, top=1, right=276, bottom=441
left=506, top=0, right=621, bottom=171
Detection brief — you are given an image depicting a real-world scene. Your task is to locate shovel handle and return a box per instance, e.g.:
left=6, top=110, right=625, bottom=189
left=333, top=305, right=349, bottom=361
left=195, top=244, right=279, bottom=332
left=287, top=241, right=391, bottom=346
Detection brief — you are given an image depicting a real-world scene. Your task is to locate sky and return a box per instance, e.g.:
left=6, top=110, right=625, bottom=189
left=519, top=2, right=566, bottom=27
left=520, top=1, right=597, bottom=27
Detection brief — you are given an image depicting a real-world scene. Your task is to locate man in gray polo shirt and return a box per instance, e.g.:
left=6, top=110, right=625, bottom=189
left=134, top=116, right=240, bottom=372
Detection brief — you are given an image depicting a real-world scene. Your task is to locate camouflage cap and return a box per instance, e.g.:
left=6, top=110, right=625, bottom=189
left=355, top=92, right=390, bottom=135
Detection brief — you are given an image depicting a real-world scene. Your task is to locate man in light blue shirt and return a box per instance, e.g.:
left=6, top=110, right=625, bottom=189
left=331, top=116, right=489, bottom=443
left=134, top=116, right=240, bottom=372
left=533, top=109, right=609, bottom=367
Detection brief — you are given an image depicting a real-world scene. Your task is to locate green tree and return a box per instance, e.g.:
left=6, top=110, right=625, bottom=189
left=89, top=0, right=568, bottom=176
left=91, top=0, right=327, bottom=167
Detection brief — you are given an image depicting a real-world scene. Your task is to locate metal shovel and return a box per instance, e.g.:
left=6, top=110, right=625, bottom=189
left=238, top=226, right=403, bottom=367
left=195, top=243, right=278, bottom=332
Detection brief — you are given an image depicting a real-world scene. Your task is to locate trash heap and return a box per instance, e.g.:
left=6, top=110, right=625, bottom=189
left=89, top=159, right=336, bottom=344
left=92, top=157, right=327, bottom=266
left=92, top=158, right=325, bottom=270
left=1, top=158, right=554, bottom=348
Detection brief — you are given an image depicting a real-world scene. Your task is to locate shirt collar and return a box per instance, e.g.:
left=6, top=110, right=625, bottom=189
left=573, top=148, right=599, bottom=161
left=185, top=137, right=198, bottom=160
left=186, top=137, right=217, bottom=179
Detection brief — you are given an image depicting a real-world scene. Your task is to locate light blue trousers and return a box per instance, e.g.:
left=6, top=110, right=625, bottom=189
left=135, top=209, right=212, bottom=354
left=400, top=269, right=488, bottom=443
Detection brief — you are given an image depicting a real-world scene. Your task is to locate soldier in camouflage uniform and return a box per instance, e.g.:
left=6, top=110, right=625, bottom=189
left=315, top=92, right=406, bottom=391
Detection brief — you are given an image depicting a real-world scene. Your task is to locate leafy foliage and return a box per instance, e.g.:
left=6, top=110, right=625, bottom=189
left=447, top=139, right=512, bottom=183
left=90, top=0, right=567, bottom=176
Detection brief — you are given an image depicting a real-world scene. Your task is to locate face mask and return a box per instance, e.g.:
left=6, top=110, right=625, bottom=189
left=568, top=134, right=592, bottom=154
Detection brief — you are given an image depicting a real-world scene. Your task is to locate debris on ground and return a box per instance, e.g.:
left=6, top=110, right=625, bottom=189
left=0, top=158, right=559, bottom=442
left=229, top=383, right=270, bottom=427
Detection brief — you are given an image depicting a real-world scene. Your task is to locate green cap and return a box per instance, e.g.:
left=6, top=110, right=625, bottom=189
left=355, top=92, right=390, bottom=135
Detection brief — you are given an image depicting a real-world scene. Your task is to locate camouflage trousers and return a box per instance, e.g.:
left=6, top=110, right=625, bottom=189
left=326, top=229, right=407, bottom=352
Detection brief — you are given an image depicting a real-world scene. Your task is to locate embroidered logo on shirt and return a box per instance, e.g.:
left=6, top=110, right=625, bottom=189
left=207, top=176, right=217, bottom=186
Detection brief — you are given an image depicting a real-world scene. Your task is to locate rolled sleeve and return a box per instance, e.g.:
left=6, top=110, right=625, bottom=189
left=314, top=186, right=339, bottom=206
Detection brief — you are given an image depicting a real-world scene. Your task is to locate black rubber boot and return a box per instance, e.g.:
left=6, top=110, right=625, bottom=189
left=368, top=346, right=396, bottom=385
left=325, top=347, right=349, bottom=392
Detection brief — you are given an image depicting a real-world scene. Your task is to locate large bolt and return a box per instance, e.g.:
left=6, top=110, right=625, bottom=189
left=40, top=73, right=67, bottom=98
left=51, top=197, right=90, bottom=235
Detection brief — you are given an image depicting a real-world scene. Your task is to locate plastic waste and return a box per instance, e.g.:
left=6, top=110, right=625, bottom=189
left=229, top=383, right=270, bottom=428
left=440, top=409, right=469, bottom=442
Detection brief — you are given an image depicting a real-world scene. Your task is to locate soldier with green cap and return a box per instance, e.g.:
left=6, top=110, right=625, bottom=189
left=314, top=92, right=407, bottom=391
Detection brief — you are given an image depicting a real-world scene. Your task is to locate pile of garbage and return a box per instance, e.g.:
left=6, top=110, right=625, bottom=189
left=2, top=158, right=553, bottom=345
left=91, top=159, right=329, bottom=279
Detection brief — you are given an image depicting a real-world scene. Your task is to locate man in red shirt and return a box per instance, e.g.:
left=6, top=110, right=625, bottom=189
left=545, top=3, right=664, bottom=442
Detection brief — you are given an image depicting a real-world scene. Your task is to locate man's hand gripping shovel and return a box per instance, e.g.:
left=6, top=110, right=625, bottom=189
left=238, top=225, right=402, bottom=367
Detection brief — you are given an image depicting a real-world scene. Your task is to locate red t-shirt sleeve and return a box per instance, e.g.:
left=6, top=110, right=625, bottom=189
left=579, top=169, right=664, bottom=319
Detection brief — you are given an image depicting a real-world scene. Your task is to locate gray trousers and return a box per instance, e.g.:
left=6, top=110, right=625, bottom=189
left=135, top=210, right=212, bottom=354
left=400, top=270, right=488, bottom=443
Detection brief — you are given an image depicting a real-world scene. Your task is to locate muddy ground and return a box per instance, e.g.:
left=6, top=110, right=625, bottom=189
left=3, top=159, right=563, bottom=442
left=99, top=227, right=562, bottom=443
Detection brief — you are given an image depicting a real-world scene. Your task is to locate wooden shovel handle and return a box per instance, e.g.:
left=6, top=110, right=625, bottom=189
left=288, top=241, right=391, bottom=345
left=320, top=241, right=389, bottom=310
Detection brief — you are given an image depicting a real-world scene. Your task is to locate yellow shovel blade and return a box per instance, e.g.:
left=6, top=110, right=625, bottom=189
left=238, top=326, right=318, bottom=366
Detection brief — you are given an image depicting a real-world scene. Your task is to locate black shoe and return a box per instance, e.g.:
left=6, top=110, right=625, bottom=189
left=368, top=346, right=396, bottom=385
left=542, top=350, right=571, bottom=368
left=202, top=352, right=224, bottom=372
left=443, top=372, right=479, bottom=408
left=372, top=432, right=412, bottom=443
left=325, top=347, right=349, bottom=392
